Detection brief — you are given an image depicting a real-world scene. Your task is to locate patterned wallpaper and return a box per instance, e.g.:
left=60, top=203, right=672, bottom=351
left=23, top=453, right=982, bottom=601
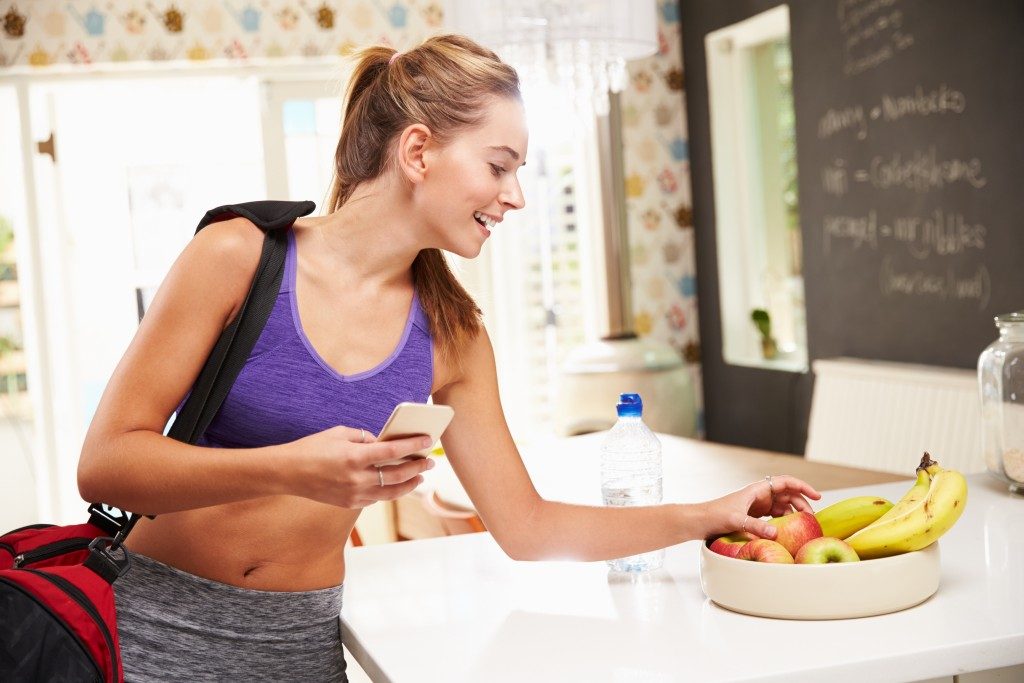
left=619, top=2, right=700, bottom=356
left=1, top=0, right=702, bottom=425
left=0, top=1, right=442, bottom=66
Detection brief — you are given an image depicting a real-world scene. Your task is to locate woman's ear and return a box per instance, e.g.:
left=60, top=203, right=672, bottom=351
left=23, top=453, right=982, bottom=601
left=397, top=123, right=432, bottom=184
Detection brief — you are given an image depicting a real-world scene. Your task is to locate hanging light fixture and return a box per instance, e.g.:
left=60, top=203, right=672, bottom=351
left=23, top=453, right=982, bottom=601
left=445, top=0, right=658, bottom=117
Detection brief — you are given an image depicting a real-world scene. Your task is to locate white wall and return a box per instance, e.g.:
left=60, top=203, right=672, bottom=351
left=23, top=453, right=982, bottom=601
left=0, top=417, right=38, bottom=531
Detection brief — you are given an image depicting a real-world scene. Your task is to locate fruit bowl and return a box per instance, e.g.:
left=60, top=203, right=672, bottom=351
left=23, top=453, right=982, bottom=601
left=699, top=541, right=941, bottom=620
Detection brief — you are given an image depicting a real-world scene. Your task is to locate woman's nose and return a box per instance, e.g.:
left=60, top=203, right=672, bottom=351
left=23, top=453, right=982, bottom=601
left=501, top=178, right=526, bottom=210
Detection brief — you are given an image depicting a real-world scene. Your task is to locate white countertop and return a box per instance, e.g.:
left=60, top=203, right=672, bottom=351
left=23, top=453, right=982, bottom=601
left=341, top=473, right=1024, bottom=683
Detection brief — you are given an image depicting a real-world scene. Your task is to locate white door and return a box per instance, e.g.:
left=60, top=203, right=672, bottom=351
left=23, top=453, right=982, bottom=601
left=25, top=76, right=266, bottom=522
left=260, top=79, right=342, bottom=205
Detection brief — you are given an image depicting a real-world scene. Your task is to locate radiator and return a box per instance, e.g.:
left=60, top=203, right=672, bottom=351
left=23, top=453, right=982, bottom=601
left=805, top=358, right=984, bottom=475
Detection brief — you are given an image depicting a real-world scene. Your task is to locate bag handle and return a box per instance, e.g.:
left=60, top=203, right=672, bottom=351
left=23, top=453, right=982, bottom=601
left=88, top=201, right=315, bottom=551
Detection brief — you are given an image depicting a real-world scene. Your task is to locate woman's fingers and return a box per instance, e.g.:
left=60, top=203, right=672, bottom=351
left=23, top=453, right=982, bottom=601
left=372, top=457, right=434, bottom=487
left=293, top=426, right=434, bottom=509
left=744, top=475, right=821, bottom=520
left=358, top=474, right=425, bottom=505
left=360, top=436, right=434, bottom=467
left=378, top=475, right=425, bottom=501
left=337, top=425, right=377, bottom=443
left=772, top=475, right=822, bottom=501
left=788, top=493, right=815, bottom=513
left=760, top=476, right=821, bottom=511
left=767, top=492, right=813, bottom=515
left=746, top=515, right=779, bottom=540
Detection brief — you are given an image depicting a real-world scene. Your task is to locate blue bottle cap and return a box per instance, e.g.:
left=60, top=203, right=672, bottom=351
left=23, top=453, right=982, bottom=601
left=617, top=393, right=643, bottom=417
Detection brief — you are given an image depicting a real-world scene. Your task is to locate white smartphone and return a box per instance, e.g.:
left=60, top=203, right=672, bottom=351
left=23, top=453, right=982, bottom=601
left=375, top=402, right=455, bottom=466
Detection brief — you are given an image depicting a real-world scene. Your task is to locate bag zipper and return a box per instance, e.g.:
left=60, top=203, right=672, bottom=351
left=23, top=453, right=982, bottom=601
left=5, top=522, right=55, bottom=535
left=0, top=574, right=105, bottom=682
left=25, top=568, right=118, bottom=683
left=13, top=537, right=94, bottom=568
left=1, top=524, right=57, bottom=557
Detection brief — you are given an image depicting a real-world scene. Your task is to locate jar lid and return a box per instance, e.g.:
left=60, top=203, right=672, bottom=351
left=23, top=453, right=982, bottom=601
left=996, top=311, right=1024, bottom=325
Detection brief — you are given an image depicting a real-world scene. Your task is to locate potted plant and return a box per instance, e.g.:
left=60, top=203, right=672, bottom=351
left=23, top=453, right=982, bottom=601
left=0, top=214, right=12, bottom=256
left=751, top=308, right=778, bottom=360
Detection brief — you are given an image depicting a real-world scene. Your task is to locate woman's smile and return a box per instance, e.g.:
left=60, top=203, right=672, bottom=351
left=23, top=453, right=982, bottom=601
left=474, top=210, right=500, bottom=238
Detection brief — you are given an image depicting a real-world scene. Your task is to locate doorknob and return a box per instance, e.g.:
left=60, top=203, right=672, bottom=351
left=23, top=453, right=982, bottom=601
left=36, top=132, right=56, bottom=162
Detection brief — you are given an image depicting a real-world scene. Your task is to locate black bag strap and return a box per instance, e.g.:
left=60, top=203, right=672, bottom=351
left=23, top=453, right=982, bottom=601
left=86, top=200, right=315, bottom=565
left=170, top=202, right=315, bottom=443
left=195, top=199, right=318, bottom=234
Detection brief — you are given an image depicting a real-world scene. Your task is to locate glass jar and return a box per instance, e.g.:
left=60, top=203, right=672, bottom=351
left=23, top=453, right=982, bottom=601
left=978, top=312, right=1024, bottom=495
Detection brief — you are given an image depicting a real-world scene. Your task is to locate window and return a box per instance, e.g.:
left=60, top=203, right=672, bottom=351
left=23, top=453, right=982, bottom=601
left=261, top=79, right=342, bottom=204
left=706, top=5, right=808, bottom=372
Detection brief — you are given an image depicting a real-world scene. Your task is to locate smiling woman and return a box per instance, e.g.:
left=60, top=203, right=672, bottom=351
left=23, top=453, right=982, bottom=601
left=67, top=31, right=820, bottom=683
left=70, top=34, right=538, bottom=682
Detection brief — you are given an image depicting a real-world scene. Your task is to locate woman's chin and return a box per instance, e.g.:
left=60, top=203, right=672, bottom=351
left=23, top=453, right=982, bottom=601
left=448, top=241, right=483, bottom=259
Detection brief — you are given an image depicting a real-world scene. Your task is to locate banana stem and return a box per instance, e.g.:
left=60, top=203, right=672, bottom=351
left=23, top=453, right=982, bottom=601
left=917, top=452, right=936, bottom=472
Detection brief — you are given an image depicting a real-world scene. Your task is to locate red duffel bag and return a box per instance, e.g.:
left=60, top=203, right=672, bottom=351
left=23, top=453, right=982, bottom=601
left=0, top=513, right=129, bottom=682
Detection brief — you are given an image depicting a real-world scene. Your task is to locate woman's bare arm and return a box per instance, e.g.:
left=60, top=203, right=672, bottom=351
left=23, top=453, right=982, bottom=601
left=433, top=329, right=819, bottom=562
left=75, top=217, right=303, bottom=514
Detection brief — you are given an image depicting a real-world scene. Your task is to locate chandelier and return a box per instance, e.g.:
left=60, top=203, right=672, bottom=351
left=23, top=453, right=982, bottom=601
left=445, top=0, right=658, bottom=117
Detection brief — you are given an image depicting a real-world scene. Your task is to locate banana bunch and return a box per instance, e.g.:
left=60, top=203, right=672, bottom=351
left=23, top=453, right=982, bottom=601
left=845, top=452, right=968, bottom=559
left=814, top=496, right=893, bottom=539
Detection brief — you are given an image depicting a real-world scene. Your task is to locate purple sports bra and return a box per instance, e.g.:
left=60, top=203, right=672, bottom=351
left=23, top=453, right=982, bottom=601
left=186, top=228, right=434, bottom=449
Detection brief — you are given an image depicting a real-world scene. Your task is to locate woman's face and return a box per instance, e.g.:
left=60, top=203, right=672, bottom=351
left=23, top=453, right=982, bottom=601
left=417, top=96, right=528, bottom=258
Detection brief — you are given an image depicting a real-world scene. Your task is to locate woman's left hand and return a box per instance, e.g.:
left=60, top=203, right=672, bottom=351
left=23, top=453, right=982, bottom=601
left=699, top=475, right=822, bottom=540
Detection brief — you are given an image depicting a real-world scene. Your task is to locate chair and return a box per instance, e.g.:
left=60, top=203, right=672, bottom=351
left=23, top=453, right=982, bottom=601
left=420, top=490, right=486, bottom=536
left=805, top=358, right=985, bottom=475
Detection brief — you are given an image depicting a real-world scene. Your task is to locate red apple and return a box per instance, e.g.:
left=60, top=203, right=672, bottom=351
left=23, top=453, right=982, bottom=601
left=708, top=531, right=757, bottom=558
left=766, top=511, right=823, bottom=556
left=794, top=537, right=860, bottom=564
left=737, top=538, right=794, bottom=563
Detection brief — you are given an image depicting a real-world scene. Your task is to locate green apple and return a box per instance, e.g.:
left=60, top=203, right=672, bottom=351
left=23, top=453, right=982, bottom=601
left=795, top=536, right=860, bottom=564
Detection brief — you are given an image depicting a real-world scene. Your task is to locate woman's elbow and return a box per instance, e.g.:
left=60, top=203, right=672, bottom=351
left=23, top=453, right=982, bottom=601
left=77, top=450, right=101, bottom=503
left=494, top=533, right=537, bottom=562
left=490, top=502, right=545, bottom=561
left=76, top=434, right=114, bottom=504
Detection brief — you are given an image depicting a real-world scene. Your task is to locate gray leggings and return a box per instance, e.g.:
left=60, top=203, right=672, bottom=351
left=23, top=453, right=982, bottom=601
left=113, top=551, right=348, bottom=682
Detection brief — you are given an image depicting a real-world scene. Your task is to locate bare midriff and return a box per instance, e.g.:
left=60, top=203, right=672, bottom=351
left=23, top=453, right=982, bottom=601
left=124, top=497, right=360, bottom=591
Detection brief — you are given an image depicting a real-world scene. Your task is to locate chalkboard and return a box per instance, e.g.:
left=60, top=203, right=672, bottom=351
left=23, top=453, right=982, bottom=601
left=790, top=0, right=1024, bottom=368
left=681, top=0, right=1024, bottom=452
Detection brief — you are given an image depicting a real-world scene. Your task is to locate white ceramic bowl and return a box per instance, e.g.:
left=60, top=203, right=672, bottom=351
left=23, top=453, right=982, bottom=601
left=699, top=541, right=941, bottom=619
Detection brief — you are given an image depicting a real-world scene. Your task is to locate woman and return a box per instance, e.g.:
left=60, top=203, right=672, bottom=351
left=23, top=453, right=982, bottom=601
left=78, top=34, right=820, bottom=681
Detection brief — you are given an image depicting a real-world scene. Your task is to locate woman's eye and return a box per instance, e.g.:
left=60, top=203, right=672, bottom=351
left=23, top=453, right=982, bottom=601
left=489, top=163, right=504, bottom=176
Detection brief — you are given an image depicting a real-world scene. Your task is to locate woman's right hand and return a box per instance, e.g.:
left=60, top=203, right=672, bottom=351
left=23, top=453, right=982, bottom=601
left=699, top=475, right=821, bottom=540
left=285, top=426, right=436, bottom=509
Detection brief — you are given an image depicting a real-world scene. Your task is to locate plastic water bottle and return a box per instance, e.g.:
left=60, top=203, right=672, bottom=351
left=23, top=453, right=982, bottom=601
left=601, top=393, right=664, bottom=572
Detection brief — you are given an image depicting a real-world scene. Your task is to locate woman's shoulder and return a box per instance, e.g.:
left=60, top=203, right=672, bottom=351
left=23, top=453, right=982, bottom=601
left=431, top=323, right=492, bottom=393
left=185, top=217, right=267, bottom=322
left=193, top=215, right=266, bottom=263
